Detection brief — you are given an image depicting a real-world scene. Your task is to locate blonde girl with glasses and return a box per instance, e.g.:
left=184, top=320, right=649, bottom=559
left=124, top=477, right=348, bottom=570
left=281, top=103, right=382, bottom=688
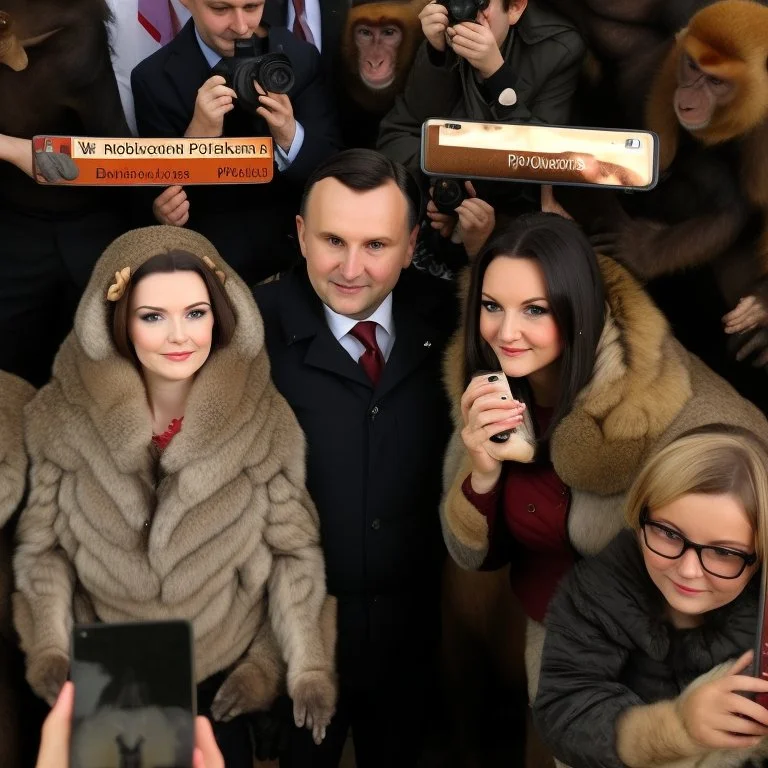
left=533, top=425, right=768, bottom=768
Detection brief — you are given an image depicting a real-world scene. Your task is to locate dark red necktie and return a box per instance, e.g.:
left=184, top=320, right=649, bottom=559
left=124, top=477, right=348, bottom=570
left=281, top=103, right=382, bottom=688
left=350, top=321, right=384, bottom=387
left=291, top=0, right=314, bottom=45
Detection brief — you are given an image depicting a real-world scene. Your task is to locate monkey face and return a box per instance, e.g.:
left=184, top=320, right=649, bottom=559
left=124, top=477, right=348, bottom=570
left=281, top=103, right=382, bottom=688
left=180, top=0, right=266, bottom=58
left=354, top=20, right=403, bottom=90
left=673, top=47, right=736, bottom=135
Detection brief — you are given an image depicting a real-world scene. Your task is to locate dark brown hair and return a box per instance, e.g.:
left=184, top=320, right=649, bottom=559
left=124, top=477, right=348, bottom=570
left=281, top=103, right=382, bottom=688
left=464, top=212, right=606, bottom=441
left=111, top=249, right=237, bottom=361
left=299, top=148, right=422, bottom=230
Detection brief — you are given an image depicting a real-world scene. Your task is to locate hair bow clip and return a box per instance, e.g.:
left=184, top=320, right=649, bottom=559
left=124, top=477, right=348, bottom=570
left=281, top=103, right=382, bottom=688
left=106, top=267, right=132, bottom=301
left=201, top=255, right=226, bottom=284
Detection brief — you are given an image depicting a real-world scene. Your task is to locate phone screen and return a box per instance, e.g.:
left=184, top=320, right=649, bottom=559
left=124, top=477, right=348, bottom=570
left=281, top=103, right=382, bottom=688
left=421, top=118, right=658, bottom=190
left=754, top=564, right=768, bottom=707
left=70, top=620, right=195, bottom=768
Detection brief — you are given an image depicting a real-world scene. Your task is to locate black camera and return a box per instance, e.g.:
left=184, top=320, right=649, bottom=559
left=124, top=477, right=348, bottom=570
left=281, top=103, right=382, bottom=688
left=213, top=37, right=295, bottom=113
left=432, top=178, right=468, bottom=214
left=446, top=0, right=490, bottom=24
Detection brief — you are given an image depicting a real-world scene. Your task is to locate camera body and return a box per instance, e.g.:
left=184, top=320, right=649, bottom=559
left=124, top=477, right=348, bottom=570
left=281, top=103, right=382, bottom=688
left=445, top=0, right=490, bottom=25
left=432, top=177, right=468, bottom=214
left=213, top=36, right=295, bottom=112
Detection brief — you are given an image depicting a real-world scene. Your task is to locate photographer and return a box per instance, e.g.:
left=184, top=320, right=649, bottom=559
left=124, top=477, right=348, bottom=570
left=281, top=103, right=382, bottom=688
left=378, top=0, right=583, bottom=275
left=131, top=0, right=342, bottom=284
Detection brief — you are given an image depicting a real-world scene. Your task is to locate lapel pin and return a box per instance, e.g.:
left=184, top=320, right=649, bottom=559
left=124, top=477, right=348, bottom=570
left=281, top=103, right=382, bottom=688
left=424, top=340, right=432, bottom=348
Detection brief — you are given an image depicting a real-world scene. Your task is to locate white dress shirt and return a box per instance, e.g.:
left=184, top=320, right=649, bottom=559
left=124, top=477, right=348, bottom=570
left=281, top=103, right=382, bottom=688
left=194, top=27, right=305, bottom=170
left=323, top=294, right=395, bottom=363
left=286, top=0, right=322, bottom=52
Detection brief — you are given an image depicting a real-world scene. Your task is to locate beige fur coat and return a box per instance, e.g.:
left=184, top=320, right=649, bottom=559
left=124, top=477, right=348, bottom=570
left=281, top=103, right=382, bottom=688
left=12, top=227, right=335, bottom=730
left=440, top=257, right=768, bottom=697
left=0, top=370, right=35, bottom=768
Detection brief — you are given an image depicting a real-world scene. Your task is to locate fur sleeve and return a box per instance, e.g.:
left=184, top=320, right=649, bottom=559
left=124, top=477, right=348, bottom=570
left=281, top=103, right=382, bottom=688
left=439, top=428, right=492, bottom=570
left=255, top=394, right=335, bottom=692
left=12, top=458, right=75, bottom=678
left=616, top=662, right=768, bottom=768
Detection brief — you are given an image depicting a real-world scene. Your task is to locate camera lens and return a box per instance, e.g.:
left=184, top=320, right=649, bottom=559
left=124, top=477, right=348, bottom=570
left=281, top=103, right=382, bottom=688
left=446, top=0, right=489, bottom=23
left=433, top=178, right=467, bottom=214
left=258, top=57, right=295, bottom=95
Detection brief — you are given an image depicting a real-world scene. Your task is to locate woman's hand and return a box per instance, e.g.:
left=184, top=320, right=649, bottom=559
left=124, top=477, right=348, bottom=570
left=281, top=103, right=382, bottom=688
left=680, top=650, right=768, bottom=749
left=460, top=373, right=526, bottom=491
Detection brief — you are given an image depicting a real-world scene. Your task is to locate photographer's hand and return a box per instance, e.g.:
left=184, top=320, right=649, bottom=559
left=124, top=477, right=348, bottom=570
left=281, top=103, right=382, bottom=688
left=35, top=681, right=74, bottom=768
left=185, top=75, right=236, bottom=138
left=254, top=83, right=297, bottom=153
left=153, top=185, right=189, bottom=227
left=426, top=188, right=457, bottom=239
left=456, top=181, right=495, bottom=259
left=420, top=2, right=449, bottom=52
left=447, top=14, right=504, bottom=79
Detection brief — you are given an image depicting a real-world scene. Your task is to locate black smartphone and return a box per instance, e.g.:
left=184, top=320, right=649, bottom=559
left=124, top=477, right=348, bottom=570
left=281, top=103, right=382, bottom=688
left=473, top=370, right=515, bottom=443
left=753, top=563, right=768, bottom=708
left=69, top=620, right=196, bottom=768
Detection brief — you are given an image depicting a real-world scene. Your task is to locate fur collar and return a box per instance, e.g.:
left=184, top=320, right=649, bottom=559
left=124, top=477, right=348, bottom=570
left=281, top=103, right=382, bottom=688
left=443, top=257, right=692, bottom=495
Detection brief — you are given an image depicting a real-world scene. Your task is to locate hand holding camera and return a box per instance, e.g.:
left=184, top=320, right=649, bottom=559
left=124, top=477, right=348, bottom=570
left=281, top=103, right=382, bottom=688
left=428, top=179, right=495, bottom=258
left=419, top=2, right=450, bottom=52
left=253, top=82, right=297, bottom=153
left=187, top=75, right=237, bottom=138
left=446, top=11, right=504, bottom=79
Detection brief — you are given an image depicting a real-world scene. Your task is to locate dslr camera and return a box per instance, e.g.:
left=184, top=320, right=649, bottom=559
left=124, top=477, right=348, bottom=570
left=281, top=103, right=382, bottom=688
left=445, top=0, right=490, bottom=24
left=432, top=178, right=468, bottom=214
left=213, top=36, right=295, bottom=113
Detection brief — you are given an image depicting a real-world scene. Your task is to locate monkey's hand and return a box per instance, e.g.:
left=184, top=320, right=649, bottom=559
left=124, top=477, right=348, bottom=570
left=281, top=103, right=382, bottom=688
left=590, top=219, right=667, bottom=279
left=723, top=296, right=768, bottom=336
left=27, top=648, right=69, bottom=706
left=211, top=660, right=281, bottom=722
left=290, top=670, right=337, bottom=746
left=734, top=328, right=768, bottom=368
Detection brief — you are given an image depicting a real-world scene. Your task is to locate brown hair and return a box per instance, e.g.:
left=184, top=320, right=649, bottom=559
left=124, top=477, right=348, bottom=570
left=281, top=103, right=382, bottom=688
left=111, top=249, right=237, bottom=361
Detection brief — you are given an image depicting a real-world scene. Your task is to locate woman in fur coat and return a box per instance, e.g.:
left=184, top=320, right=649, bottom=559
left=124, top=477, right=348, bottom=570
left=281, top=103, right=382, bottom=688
left=12, top=226, right=336, bottom=766
left=534, top=425, right=768, bottom=768
left=0, top=370, right=35, bottom=768
left=440, top=212, right=768, bottom=714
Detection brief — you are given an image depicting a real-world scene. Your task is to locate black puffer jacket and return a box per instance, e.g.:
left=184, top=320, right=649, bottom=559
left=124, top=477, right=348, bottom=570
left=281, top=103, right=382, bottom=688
left=532, top=528, right=758, bottom=768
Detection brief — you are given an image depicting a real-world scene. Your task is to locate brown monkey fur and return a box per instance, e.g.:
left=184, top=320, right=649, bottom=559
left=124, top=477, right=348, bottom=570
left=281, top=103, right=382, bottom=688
left=641, top=0, right=768, bottom=294
left=341, top=0, right=430, bottom=115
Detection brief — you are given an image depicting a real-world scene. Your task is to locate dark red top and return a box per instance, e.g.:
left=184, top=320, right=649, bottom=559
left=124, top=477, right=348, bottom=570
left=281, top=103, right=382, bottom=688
left=151, top=417, right=183, bottom=452
left=461, top=406, right=575, bottom=622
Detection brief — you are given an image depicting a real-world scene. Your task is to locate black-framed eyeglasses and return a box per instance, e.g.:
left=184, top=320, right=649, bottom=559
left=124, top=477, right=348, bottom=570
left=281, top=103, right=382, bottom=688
left=639, top=508, right=757, bottom=579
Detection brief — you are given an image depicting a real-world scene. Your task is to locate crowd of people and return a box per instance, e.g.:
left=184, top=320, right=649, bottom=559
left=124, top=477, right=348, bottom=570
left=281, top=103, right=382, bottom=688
left=1, top=1, right=768, bottom=768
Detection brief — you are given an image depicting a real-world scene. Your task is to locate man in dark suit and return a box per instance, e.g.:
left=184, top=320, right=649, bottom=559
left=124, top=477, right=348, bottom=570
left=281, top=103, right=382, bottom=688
left=253, top=149, right=457, bottom=767
left=262, top=0, right=349, bottom=81
left=131, top=0, right=342, bottom=284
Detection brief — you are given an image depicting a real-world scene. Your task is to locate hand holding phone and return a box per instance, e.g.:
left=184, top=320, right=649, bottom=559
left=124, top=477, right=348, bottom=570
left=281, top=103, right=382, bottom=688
left=36, top=681, right=224, bottom=768
left=460, top=372, right=535, bottom=482
left=69, top=621, right=196, bottom=768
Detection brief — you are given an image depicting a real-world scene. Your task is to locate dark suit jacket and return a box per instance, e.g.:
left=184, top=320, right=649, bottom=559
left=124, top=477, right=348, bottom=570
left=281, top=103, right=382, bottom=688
left=262, top=0, right=349, bottom=82
left=254, top=265, right=457, bottom=690
left=130, top=20, right=341, bottom=283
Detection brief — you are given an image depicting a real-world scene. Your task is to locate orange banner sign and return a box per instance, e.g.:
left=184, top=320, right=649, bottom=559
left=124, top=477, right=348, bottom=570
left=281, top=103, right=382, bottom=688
left=32, top=136, right=274, bottom=186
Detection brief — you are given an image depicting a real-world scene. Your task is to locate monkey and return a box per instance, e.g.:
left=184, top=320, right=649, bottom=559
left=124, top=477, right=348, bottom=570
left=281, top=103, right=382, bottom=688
left=338, top=0, right=431, bottom=146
